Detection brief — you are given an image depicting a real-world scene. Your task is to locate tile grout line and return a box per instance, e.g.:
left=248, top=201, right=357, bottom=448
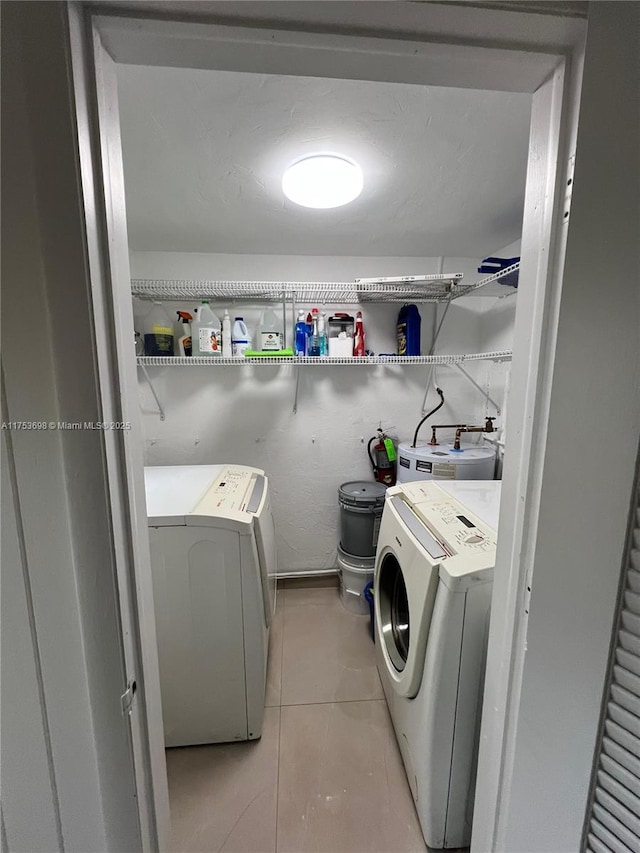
left=279, top=697, right=385, bottom=709
left=274, top=594, right=286, bottom=853
left=275, top=705, right=282, bottom=853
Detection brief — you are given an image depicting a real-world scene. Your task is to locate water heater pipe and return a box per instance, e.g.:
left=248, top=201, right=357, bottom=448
left=452, top=418, right=495, bottom=450
left=429, top=417, right=496, bottom=449
left=412, top=388, right=445, bottom=447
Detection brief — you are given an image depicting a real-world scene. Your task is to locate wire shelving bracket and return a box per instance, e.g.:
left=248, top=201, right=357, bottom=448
left=138, top=363, right=165, bottom=420
left=136, top=351, right=513, bottom=416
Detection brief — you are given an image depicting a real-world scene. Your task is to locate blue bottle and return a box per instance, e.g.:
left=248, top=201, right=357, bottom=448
left=295, top=310, right=307, bottom=356
left=397, top=304, right=421, bottom=356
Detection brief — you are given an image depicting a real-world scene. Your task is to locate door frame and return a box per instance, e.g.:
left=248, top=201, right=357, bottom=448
left=69, top=5, right=585, bottom=849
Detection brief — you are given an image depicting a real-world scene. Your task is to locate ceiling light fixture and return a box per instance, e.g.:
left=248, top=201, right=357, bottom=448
left=282, top=155, right=363, bottom=209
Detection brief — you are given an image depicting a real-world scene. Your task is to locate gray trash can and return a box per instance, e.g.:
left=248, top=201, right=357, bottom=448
left=338, top=481, right=387, bottom=558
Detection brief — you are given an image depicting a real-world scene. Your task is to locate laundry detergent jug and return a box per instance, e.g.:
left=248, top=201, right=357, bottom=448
left=397, top=304, right=421, bottom=356
left=143, top=302, right=174, bottom=357
left=232, top=317, right=251, bottom=357
left=192, top=301, right=222, bottom=356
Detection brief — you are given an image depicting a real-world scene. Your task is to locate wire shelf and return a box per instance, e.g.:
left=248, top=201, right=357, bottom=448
left=131, top=264, right=520, bottom=304
left=130, top=274, right=470, bottom=304
left=463, top=262, right=521, bottom=296
left=137, top=351, right=512, bottom=367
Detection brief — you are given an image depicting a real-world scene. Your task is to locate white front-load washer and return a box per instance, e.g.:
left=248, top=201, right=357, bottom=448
left=374, top=479, right=500, bottom=849
left=144, top=463, right=277, bottom=747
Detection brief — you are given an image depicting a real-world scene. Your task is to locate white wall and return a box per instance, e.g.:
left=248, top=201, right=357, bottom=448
left=131, top=251, right=502, bottom=574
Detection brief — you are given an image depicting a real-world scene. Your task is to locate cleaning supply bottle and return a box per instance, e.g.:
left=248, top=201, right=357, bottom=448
left=318, top=311, right=328, bottom=356
left=174, top=311, right=193, bottom=356
left=192, top=301, right=222, bottom=357
left=259, top=308, right=283, bottom=351
left=397, top=304, right=421, bottom=356
left=307, top=307, right=320, bottom=357
left=143, top=302, right=174, bottom=357
left=295, top=310, right=307, bottom=356
left=222, top=310, right=232, bottom=357
left=232, top=317, right=251, bottom=357
left=306, top=312, right=313, bottom=350
left=353, top=311, right=365, bottom=356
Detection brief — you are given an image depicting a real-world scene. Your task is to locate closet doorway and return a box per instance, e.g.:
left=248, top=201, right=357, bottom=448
left=70, top=7, right=585, bottom=850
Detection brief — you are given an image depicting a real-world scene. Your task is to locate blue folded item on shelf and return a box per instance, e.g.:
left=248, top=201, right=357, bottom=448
left=478, top=256, right=520, bottom=288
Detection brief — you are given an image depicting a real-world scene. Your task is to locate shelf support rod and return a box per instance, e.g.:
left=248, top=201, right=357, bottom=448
left=293, top=365, right=300, bottom=415
left=420, top=293, right=454, bottom=414
left=291, top=292, right=297, bottom=353
left=455, top=363, right=501, bottom=415
left=139, top=364, right=165, bottom=421
left=282, top=290, right=287, bottom=350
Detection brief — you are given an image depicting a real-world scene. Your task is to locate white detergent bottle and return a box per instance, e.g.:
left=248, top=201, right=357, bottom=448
left=192, top=301, right=222, bottom=357
left=221, top=310, right=232, bottom=357
left=259, top=308, right=283, bottom=351
left=232, top=317, right=251, bottom=357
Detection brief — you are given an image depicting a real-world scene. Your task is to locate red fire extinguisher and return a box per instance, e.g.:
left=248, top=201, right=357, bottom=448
left=368, top=427, right=397, bottom=487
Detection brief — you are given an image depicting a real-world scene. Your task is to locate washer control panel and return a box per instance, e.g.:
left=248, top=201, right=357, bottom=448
left=193, top=465, right=263, bottom=516
left=399, top=482, right=497, bottom=556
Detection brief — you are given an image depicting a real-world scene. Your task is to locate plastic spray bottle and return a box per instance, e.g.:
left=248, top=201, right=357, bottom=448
left=353, top=311, right=365, bottom=356
left=318, top=311, right=328, bottom=356
left=308, top=308, right=320, bottom=357
left=175, top=311, right=193, bottom=356
left=295, top=310, right=307, bottom=356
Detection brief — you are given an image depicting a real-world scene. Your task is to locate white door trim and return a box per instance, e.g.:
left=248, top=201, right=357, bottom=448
left=68, top=7, right=171, bottom=849
left=472, top=54, right=582, bottom=849
left=74, top=10, right=584, bottom=850
left=94, top=13, right=561, bottom=93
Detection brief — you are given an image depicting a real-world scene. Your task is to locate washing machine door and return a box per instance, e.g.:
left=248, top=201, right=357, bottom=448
left=375, top=496, right=443, bottom=698
left=378, top=552, right=411, bottom=673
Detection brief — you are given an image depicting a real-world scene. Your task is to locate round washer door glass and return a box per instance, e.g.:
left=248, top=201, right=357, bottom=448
left=378, top=552, right=410, bottom=672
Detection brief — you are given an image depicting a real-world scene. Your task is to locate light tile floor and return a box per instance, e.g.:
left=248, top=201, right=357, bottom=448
left=167, top=578, right=430, bottom=853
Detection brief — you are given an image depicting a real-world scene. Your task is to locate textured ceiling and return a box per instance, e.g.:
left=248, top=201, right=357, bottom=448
left=117, top=65, right=531, bottom=257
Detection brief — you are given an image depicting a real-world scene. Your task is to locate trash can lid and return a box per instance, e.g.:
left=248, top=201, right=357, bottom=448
left=338, top=481, right=387, bottom=508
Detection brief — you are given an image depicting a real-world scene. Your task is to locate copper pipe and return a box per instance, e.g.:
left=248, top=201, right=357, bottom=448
left=429, top=424, right=468, bottom=446
left=453, top=418, right=495, bottom=450
left=430, top=418, right=496, bottom=448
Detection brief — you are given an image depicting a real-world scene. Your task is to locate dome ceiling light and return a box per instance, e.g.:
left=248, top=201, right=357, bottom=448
left=282, top=155, right=363, bottom=209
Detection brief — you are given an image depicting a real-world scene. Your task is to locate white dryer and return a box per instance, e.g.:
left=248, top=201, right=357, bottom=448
left=374, top=480, right=500, bottom=849
left=144, top=464, right=277, bottom=747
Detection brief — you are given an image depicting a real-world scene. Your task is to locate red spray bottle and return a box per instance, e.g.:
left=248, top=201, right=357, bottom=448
left=353, top=311, right=365, bottom=356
